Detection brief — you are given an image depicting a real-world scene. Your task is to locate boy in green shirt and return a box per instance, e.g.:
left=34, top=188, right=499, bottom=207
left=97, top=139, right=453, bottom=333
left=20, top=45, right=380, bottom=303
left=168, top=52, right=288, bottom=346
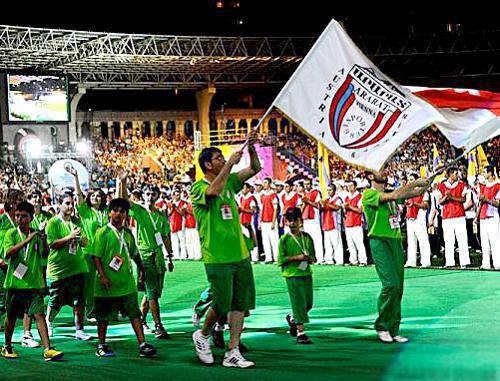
left=1, top=201, right=63, bottom=361
left=117, top=174, right=171, bottom=340
left=362, top=171, right=429, bottom=344
left=278, top=207, right=315, bottom=345
left=92, top=198, right=156, bottom=358
left=45, top=194, right=91, bottom=341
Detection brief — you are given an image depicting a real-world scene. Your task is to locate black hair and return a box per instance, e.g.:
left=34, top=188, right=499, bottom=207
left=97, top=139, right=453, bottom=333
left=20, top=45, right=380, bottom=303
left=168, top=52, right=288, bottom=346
left=198, top=147, right=222, bottom=173
left=109, top=198, right=130, bottom=213
left=484, top=165, right=495, bottom=175
left=16, top=201, right=35, bottom=217
left=57, top=193, right=73, bottom=205
left=285, top=207, right=302, bottom=222
left=144, top=184, right=160, bottom=195
left=328, top=183, right=337, bottom=192
left=264, top=177, right=272, bottom=184
left=86, top=189, right=107, bottom=211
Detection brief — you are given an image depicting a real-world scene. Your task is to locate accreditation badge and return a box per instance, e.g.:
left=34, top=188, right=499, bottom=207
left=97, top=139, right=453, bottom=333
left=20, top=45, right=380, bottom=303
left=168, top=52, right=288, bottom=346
left=154, top=232, right=163, bottom=245
left=298, top=260, right=308, bottom=271
left=221, top=204, right=233, bottom=220
left=69, top=241, right=77, bottom=255
left=389, top=215, right=400, bottom=230
left=109, top=255, right=123, bottom=271
left=13, top=262, right=28, bottom=279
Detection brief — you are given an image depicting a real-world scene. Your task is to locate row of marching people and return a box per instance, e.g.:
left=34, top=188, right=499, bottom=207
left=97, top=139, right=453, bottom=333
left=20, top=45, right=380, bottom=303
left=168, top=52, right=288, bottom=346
left=235, top=165, right=499, bottom=269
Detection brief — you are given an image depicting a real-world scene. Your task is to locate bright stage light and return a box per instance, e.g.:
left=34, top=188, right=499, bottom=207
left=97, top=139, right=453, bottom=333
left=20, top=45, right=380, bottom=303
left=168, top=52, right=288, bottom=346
left=23, top=137, right=43, bottom=158
left=76, top=141, right=90, bottom=154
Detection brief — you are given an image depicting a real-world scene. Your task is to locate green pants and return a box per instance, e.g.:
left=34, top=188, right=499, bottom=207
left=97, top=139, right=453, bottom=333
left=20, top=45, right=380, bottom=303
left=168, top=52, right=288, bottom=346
left=370, top=237, right=405, bottom=336
left=193, top=287, right=213, bottom=317
left=286, top=276, right=313, bottom=324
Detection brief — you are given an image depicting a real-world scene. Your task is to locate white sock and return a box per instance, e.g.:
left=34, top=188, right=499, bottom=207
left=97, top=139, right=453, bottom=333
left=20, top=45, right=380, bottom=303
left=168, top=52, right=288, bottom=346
left=297, top=331, right=305, bottom=336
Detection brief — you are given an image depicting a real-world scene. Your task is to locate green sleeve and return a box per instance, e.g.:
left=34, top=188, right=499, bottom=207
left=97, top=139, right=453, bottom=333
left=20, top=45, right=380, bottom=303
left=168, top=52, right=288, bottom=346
left=46, top=218, right=62, bottom=245
left=277, top=235, right=287, bottom=267
left=191, top=180, right=208, bottom=207
left=161, top=215, right=171, bottom=236
left=92, top=227, right=106, bottom=259
left=362, top=189, right=381, bottom=208
left=3, top=228, right=18, bottom=258
left=130, top=203, right=147, bottom=223
left=306, top=234, right=316, bottom=261
left=77, top=203, right=91, bottom=219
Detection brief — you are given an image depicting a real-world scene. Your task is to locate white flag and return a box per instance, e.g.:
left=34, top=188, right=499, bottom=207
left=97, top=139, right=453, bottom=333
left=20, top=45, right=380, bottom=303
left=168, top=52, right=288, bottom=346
left=407, top=87, right=500, bottom=151
left=272, top=19, right=446, bottom=171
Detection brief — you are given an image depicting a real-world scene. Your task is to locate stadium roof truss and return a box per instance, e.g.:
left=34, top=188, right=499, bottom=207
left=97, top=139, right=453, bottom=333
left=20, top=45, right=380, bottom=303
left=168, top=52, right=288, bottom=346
left=0, top=25, right=498, bottom=90
left=0, top=25, right=314, bottom=89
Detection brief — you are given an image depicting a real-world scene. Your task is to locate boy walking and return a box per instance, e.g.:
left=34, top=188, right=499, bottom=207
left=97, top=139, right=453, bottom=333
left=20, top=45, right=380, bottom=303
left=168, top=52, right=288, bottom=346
left=278, top=207, right=315, bottom=344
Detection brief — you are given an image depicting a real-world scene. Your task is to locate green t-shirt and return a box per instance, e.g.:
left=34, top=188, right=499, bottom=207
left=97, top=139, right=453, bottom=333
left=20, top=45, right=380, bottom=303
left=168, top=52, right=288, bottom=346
left=0, top=213, right=17, bottom=259
left=77, top=203, right=108, bottom=256
left=30, top=210, right=52, bottom=231
left=191, top=174, right=249, bottom=264
left=45, top=215, right=89, bottom=283
left=93, top=225, right=138, bottom=298
left=129, top=203, right=165, bottom=259
left=3, top=228, right=45, bottom=290
left=277, top=232, right=316, bottom=277
left=362, top=189, right=402, bottom=239
left=30, top=210, right=53, bottom=267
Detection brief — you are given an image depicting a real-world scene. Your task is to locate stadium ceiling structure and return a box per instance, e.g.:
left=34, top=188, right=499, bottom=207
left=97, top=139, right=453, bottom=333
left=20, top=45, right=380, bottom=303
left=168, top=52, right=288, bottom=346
left=0, top=25, right=314, bottom=90
left=0, top=25, right=499, bottom=91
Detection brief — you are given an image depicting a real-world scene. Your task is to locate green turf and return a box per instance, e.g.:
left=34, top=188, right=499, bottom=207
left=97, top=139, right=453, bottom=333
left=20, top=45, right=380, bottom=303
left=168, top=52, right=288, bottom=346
left=2, top=262, right=500, bottom=380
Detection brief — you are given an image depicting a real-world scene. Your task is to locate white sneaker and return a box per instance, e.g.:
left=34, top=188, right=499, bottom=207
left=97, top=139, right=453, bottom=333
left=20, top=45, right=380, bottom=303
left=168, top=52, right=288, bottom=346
left=376, top=330, right=393, bottom=343
left=192, top=329, right=214, bottom=365
left=393, top=335, right=409, bottom=343
left=222, top=348, right=255, bottom=368
left=21, top=332, right=40, bottom=348
left=192, top=310, right=201, bottom=328
left=75, top=329, right=93, bottom=341
left=46, top=320, right=54, bottom=337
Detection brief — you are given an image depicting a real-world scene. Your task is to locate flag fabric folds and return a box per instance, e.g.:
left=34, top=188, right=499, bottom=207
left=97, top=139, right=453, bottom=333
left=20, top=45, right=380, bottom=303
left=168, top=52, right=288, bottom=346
left=271, top=19, right=446, bottom=171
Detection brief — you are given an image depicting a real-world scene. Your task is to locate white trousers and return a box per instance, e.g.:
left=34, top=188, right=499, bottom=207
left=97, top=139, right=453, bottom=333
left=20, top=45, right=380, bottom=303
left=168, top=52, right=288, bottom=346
left=303, top=220, right=324, bottom=263
left=185, top=228, right=201, bottom=260
left=345, top=226, right=367, bottom=265
left=480, top=217, right=500, bottom=269
left=323, top=229, right=344, bottom=264
left=171, top=230, right=186, bottom=259
left=406, top=218, right=432, bottom=267
left=442, top=217, right=470, bottom=267
left=261, top=222, right=279, bottom=262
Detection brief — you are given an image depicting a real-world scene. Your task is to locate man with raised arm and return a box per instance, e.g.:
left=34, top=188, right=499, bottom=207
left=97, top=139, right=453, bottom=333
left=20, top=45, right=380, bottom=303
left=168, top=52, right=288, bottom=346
left=190, top=130, right=261, bottom=368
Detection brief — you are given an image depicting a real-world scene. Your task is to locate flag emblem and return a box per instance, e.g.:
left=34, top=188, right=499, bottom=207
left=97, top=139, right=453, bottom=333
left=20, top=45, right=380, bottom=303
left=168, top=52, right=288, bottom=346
left=328, top=65, right=412, bottom=149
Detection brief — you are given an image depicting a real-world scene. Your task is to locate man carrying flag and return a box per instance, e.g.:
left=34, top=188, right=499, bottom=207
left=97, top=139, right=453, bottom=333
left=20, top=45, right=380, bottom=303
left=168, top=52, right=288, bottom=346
left=478, top=165, right=500, bottom=269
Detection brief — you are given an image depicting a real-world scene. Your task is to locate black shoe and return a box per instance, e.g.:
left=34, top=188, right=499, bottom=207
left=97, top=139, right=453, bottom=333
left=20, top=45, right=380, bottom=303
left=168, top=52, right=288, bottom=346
left=238, top=342, right=249, bottom=353
left=154, top=325, right=170, bottom=340
left=211, top=325, right=225, bottom=349
left=139, top=342, right=157, bottom=358
left=286, top=314, right=297, bottom=337
left=297, top=334, right=313, bottom=344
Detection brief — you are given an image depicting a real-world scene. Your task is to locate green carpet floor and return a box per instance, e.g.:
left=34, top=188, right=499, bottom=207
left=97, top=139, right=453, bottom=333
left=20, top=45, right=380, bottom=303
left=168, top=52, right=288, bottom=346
left=2, top=262, right=500, bottom=380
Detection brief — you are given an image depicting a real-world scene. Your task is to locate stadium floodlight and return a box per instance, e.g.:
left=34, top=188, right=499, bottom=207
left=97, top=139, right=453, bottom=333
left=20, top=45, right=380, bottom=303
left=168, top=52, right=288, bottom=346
left=24, top=136, right=43, bottom=158
left=76, top=141, right=90, bottom=154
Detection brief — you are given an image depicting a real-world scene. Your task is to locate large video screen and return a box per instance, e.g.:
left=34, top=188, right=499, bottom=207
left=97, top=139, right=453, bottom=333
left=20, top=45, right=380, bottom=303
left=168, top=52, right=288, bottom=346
left=7, top=75, right=69, bottom=122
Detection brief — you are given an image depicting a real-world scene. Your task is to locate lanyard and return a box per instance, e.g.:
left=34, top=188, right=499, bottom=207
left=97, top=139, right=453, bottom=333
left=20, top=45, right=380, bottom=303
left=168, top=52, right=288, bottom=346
left=288, top=233, right=308, bottom=257
left=108, top=223, right=131, bottom=259
left=6, top=213, right=16, bottom=229
left=16, top=227, right=31, bottom=261
left=57, top=215, right=75, bottom=232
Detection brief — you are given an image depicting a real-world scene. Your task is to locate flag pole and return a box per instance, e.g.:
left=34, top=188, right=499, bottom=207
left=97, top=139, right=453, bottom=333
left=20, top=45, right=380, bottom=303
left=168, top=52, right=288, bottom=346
left=239, top=103, right=275, bottom=151
left=427, top=145, right=479, bottom=183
